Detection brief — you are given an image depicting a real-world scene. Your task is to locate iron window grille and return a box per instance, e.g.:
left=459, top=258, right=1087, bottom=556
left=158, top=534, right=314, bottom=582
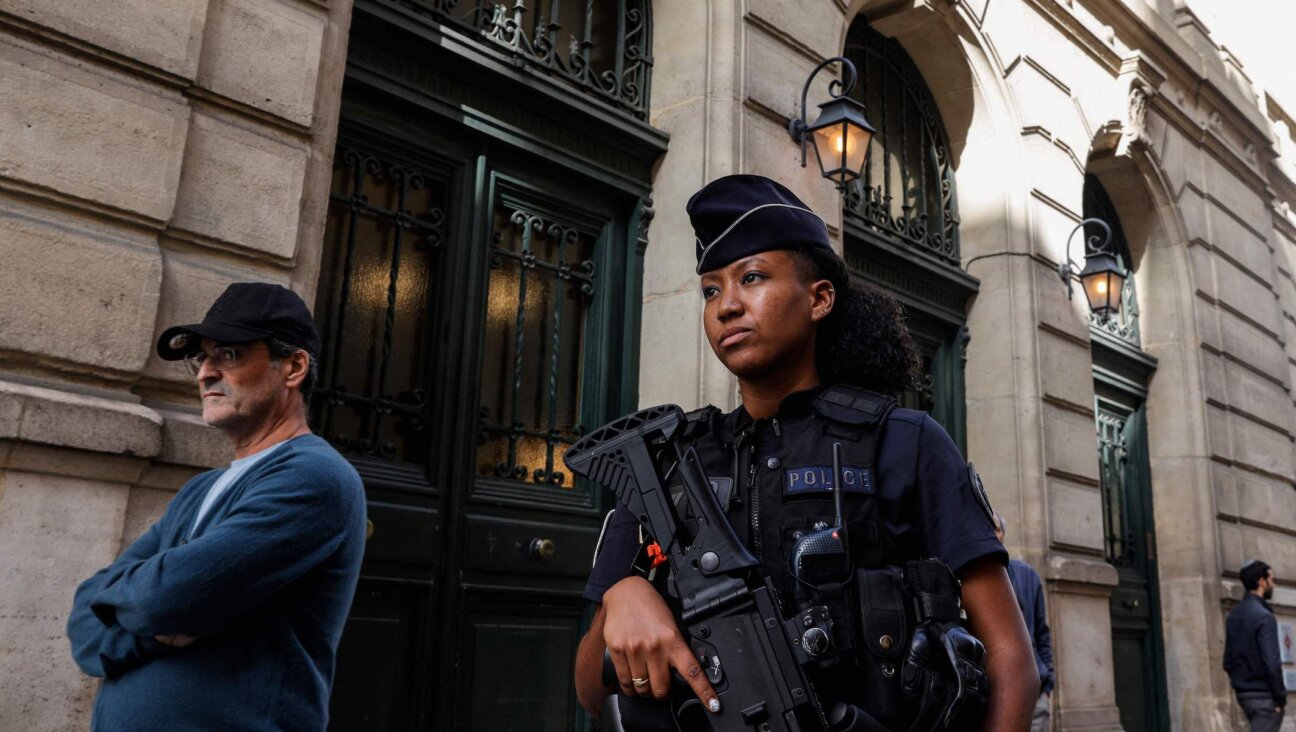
left=474, top=198, right=596, bottom=489
left=843, top=21, right=960, bottom=266
left=312, top=146, right=446, bottom=465
left=1096, top=407, right=1136, bottom=567
left=403, top=0, right=653, bottom=120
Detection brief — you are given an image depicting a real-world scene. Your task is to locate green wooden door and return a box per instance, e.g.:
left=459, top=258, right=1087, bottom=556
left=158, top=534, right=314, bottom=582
left=311, top=1, right=664, bottom=727
left=315, top=114, right=642, bottom=730
left=1094, top=392, right=1170, bottom=732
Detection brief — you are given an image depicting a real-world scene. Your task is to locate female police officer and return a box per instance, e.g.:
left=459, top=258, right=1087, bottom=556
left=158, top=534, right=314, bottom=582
left=574, top=175, right=1038, bottom=731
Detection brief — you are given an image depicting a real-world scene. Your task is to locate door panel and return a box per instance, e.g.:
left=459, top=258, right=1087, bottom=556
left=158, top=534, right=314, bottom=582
left=329, top=579, right=433, bottom=730
left=438, top=161, right=626, bottom=729
left=459, top=587, right=588, bottom=732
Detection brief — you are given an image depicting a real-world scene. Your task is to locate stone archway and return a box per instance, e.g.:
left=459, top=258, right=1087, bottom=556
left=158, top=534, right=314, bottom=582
left=1088, top=114, right=1234, bottom=730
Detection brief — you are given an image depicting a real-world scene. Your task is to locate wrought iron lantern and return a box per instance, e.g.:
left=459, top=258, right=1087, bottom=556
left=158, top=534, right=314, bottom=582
left=788, top=56, right=876, bottom=189
left=1059, top=218, right=1127, bottom=321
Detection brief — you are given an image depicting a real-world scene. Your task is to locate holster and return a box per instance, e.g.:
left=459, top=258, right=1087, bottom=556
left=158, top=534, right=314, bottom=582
left=897, top=560, right=989, bottom=731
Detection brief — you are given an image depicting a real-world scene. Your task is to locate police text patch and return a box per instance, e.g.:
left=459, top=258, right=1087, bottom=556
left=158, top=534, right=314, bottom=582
left=784, top=465, right=874, bottom=495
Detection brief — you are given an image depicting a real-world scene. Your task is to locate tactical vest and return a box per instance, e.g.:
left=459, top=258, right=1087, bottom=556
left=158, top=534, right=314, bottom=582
left=672, top=385, right=937, bottom=729
left=677, top=384, right=897, bottom=597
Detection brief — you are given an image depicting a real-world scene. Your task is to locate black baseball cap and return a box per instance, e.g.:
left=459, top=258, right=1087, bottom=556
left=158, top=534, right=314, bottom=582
left=156, top=282, right=321, bottom=360
left=687, top=174, right=832, bottom=274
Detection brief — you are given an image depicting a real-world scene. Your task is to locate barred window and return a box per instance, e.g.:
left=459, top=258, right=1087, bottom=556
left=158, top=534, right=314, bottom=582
left=475, top=197, right=596, bottom=489
left=844, top=21, right=960, bottom=265
left=312, top=146, right=445, bottom=465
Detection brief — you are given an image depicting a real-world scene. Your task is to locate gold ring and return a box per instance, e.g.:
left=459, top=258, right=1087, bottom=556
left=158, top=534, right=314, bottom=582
left=631, top=677, right=649, bottom=688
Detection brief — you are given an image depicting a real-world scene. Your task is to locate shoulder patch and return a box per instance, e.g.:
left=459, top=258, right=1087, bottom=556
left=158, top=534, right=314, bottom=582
left=966, top=461, right=996, bottom=528
left=813, top=386, right=895, bottom=426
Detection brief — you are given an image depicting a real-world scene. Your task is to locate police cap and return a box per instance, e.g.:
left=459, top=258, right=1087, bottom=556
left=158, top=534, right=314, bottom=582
left=687, top=174, right=832, bottom=274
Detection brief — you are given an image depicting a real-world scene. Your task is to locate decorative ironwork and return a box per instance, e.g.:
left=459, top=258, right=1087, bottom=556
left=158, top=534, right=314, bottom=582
left=1083, top=174, right=1140, bottom=345
left=476, top=200, right=595, bottom=488
left=898, top=352, right=937, bottom=414
left=843, top=21, right=960, bottom=265
left=1096, top=408, right=1136, bottom=566
left=312, top=145, right=446, bottom=463
left=404, top=0, right=652, bottom=120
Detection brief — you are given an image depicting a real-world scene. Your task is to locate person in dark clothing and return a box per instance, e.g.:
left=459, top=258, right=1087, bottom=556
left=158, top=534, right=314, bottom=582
left=1224, top=559, right=1287, bottom=732
left=573, top=174, right=1039, bottom=731
left=993, top=514, right=1055, bottom=732
left=66, top=283, right=366, bottom=731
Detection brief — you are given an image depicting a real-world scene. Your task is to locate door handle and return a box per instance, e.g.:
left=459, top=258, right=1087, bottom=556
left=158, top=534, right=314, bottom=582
left=530, top=538, right=556, bottom=560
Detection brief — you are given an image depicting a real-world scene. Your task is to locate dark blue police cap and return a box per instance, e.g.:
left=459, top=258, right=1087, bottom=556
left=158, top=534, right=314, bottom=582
left=687, top=174, right=831, bottom=274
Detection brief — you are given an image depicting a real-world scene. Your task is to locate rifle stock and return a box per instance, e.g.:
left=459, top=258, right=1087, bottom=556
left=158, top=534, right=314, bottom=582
left=566, top=406, right=828, bottom=731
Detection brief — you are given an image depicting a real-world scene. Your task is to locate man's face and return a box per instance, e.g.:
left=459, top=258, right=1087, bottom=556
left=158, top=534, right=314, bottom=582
left=194, top=339, right=286, bottom=433
left=700, top=251, right=823, bottom=380
left=1262, top=571, right=1276, bottom=600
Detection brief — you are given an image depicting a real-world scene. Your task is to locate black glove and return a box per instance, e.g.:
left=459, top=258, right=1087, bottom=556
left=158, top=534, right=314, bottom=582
left=938, top=624, right=989, bottom=729
left=901, top=624, right=951, bottom=731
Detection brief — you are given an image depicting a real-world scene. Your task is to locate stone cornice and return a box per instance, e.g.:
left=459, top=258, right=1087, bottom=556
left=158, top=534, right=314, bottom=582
left=0, top=378, right=229, bottom=483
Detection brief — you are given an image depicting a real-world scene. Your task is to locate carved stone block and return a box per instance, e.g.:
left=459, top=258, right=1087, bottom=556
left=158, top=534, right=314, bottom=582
left=170, top=109, right=309, bottom=257
left=0, top=32, right=189, bottom=221
left=196, top=0, right=326, bottom=126
left=0, top=196, right=163, bottom=373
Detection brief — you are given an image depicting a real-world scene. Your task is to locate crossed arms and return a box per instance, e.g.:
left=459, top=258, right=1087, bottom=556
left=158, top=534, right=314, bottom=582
left=67, top=462, right=353, bottom=679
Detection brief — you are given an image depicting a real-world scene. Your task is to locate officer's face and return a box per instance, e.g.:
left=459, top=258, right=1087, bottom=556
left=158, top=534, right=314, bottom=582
left=700, top=252, right=825, bottom=380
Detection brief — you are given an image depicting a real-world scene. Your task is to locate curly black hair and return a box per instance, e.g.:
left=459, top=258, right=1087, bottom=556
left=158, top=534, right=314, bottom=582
left=787, top=245, right=920, bottom=395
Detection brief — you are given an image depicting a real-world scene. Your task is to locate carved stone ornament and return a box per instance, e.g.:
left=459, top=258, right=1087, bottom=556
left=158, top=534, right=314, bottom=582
left=1124, top=82, right=1150, bottom=151
left=1115, top=53, right=1165, bottom=157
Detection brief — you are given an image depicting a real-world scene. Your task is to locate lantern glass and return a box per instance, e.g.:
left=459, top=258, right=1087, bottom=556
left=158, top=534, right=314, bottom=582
left=805, top=96, right=875, bottom=187
left=811, top=121, right=871, bottom=185
left=1079, top=252, right=1125, bottom=318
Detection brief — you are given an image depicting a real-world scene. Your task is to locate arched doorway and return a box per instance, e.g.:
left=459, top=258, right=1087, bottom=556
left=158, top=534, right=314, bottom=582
left=312, top=2, right=665, bottom=729
left=842, top=18, right=978, bottom=448
left=1084, top=173, right=1171, bottom=731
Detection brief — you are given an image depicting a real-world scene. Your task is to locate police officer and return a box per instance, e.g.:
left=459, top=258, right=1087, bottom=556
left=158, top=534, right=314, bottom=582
left=574, top=175, right=1038, bottom=730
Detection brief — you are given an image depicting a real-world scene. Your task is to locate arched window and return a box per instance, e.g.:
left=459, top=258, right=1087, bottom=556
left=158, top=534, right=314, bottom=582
left=842, top=19, right=975, bottom=449
left=407, top=0, right=653, bottom=119
left=1083, top=174, right=1140, bottom=345
left=844, top=21, right=960, bottom=264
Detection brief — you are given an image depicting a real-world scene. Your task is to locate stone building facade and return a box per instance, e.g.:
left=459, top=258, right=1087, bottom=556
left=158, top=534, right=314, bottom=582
left=0, top=0, right=1293, bottom=731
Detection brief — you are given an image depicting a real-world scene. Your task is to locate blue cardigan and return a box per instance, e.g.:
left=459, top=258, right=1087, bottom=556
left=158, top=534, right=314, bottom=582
left=67, top=434, right=366, bottom=731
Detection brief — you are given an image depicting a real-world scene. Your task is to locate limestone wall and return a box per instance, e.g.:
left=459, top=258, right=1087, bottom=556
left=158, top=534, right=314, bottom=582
left=0, top=1, right=353, bottom=729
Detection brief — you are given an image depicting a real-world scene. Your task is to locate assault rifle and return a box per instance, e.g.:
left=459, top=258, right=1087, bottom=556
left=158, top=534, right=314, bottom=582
left=565, top=405, right=875, bottom=731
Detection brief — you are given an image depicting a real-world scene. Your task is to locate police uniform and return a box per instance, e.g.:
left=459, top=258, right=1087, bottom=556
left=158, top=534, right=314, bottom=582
left=582, top=175, right=1006, bottom=729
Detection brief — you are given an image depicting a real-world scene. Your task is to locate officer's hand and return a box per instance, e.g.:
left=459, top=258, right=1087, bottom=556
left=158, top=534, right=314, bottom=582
left=602, top=576, right=720, bottom=713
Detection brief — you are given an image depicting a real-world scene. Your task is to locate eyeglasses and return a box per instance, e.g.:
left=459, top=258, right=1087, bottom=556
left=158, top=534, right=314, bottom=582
left=182, top=345, right=268, bottom=376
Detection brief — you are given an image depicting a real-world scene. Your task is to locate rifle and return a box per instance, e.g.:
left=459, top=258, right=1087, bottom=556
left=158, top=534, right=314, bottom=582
left=566, top=405, right=865, bottom=731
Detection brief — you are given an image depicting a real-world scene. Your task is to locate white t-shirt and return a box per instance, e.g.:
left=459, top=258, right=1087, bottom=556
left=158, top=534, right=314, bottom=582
left=189, top=441, right=289, bottom=537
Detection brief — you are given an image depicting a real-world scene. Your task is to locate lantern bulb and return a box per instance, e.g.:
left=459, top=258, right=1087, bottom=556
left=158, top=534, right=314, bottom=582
left=836, top=135, right=844, bottom=153
left=1096, top=280, right=1107, bottom=295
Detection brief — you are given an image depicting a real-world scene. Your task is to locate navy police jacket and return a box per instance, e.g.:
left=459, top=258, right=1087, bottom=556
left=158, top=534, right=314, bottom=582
left=1224, top=593, right=1288, bottom=706
left=67, top=434, right=367, bottom=731
left=585, top=384, right=1007, bottom=604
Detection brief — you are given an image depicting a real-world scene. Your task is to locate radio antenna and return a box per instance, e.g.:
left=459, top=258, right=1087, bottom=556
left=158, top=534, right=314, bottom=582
left=832, top=442, right=847, bottom=554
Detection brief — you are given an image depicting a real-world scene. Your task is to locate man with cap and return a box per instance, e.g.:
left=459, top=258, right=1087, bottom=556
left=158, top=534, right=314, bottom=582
left=67, top=282, right=366, bottom=731
left=575, top=175, right=1037, bottom=730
